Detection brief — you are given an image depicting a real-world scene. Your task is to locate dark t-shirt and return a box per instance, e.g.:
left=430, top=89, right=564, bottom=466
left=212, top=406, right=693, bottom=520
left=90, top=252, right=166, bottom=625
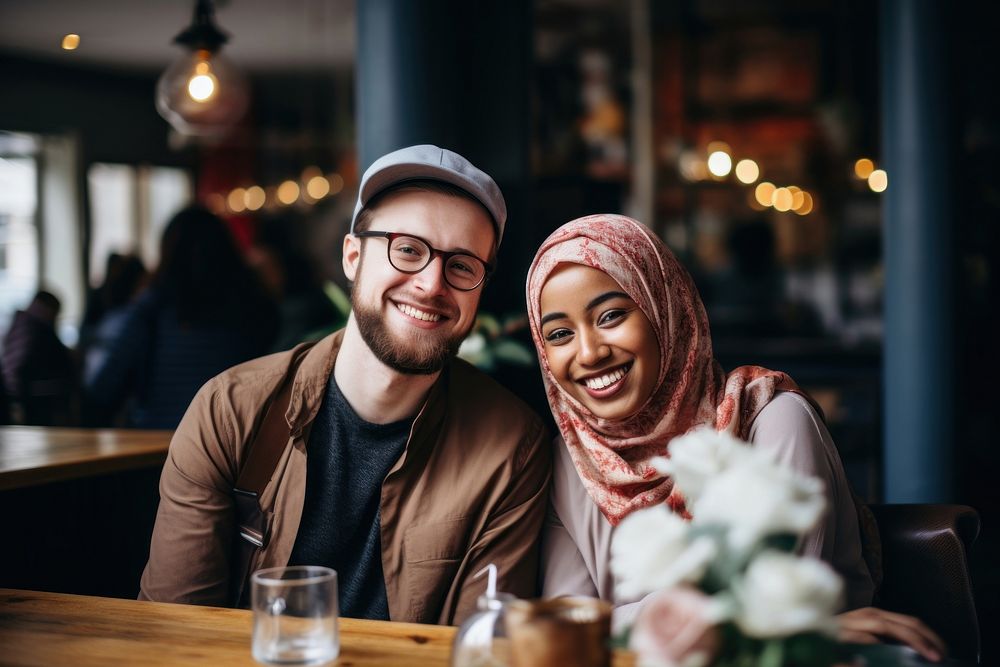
left=288, top=373, right=411, bottom=619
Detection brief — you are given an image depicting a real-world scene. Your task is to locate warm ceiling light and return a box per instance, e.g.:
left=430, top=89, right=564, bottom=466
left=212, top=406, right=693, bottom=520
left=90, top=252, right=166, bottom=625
left=868, top=169, right=888, bottom=192
left=707, top=150, right=733, bottom=178
left=854, top=158, right=875, bottom=180
left=244, top=185, right=266, bottom=211
left=795, top=192, right=815, bottom=215
left=735, top=159, right=759, bottom=184
left=306, top=175, right=330, bottom=200
left=156, top=0, right=249, bottom=138
left=227, top=187, right=246, bottom=213
left=772, top=187, right=793, bottom=212
left=754, top=182, right=776, bottom=207
left=61, top=34, right=80, bottom=50
left=277, top=180, right=300, bottom=205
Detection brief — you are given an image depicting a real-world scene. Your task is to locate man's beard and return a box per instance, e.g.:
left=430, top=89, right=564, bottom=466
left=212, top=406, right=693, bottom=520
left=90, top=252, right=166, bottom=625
left=352, top=288, right=471, bottom=375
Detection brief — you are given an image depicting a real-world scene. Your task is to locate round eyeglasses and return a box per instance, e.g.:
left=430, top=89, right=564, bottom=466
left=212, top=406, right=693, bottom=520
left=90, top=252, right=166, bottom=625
left=354, top=231, right=493, bottom=291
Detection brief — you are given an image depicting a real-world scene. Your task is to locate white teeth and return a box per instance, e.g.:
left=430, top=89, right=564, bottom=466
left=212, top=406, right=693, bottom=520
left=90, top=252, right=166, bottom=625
left=397, top=303, right=441, bottom=322
left=584, top=365, right=629, bottom=390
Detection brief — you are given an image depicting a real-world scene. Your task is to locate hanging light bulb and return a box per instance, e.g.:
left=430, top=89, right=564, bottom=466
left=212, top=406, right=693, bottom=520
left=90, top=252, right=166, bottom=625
left=156, top=0, right=249, bottom=138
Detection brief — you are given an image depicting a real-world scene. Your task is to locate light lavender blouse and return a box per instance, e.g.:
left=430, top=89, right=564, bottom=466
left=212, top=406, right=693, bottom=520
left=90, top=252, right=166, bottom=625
left=541, top=392, right=875, bottom=630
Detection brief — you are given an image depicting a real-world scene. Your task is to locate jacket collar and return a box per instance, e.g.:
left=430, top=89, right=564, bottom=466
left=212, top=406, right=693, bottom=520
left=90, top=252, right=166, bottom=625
left=284, top=329, right=450, bottom=441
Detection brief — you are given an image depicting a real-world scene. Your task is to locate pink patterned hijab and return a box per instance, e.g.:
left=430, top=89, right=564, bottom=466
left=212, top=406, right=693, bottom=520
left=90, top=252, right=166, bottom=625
left=526, top=214, right=803, bottom=525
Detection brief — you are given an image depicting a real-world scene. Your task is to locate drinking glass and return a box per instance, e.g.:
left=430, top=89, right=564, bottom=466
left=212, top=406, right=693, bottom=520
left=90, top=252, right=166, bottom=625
left=251, top=566, right=339, bottom=665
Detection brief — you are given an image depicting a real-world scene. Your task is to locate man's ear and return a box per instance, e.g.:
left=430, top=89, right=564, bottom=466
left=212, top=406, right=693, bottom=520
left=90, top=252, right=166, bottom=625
left=343, top=234, right=361, bottom=282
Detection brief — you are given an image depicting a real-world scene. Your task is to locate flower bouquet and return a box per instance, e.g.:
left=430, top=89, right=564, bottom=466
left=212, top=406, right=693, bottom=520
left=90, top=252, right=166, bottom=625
left=611, top=428, right=845, bottom=667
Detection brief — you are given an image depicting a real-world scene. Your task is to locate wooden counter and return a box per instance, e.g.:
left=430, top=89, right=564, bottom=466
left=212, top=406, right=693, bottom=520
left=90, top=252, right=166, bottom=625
left=0, top=427, right=172, bottom=491
left=0, top=589, right=635, bottom=666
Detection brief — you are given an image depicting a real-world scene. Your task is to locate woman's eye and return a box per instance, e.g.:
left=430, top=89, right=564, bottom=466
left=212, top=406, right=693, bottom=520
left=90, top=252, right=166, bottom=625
left=598, top=309, right=626, bottom=326
left=544, top=328, right=572, bottom=344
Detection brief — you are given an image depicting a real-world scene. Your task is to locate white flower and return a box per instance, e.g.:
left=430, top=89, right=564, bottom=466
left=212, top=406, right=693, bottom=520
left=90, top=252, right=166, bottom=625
left=691, top=453, right=826, bottom=549
left=734, top=551, right=842, bottom=638
left=651, top=428, right=755, bottom=504
left=611, top=505, right=717, bottom=600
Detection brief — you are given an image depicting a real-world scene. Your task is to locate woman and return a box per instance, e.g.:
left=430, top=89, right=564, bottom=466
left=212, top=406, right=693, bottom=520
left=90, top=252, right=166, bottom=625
left=84, top=205, right=277, bottom=428
left=526, top=214, right=944, bottom=660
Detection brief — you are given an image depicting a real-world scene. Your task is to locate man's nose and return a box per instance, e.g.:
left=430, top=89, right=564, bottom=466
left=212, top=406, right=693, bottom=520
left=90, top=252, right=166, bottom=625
left=411, top=255, right=449, bottom=294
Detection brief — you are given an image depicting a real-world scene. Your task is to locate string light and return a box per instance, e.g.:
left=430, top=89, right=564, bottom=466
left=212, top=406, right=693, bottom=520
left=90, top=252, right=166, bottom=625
left=735, top=159, right=759, bottom=184
left=277, top=180, right=300, bottom=205
left=244, top=185, right=265, bottom=211
left=227, top=187, right=246, bottom=213
left=754, top=182, right=776, bottom=207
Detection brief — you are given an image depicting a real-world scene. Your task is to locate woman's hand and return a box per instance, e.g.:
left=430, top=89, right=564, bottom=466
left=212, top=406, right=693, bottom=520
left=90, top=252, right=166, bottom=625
left=837, top=607, right=946, bottom=662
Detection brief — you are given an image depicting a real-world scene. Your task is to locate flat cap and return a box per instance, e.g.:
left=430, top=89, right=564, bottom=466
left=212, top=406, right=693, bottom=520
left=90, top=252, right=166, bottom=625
left=351, top=144, right=507, bottom=243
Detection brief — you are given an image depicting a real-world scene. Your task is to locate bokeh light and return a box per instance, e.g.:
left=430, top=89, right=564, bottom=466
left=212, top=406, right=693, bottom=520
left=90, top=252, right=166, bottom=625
left=735, top=159, right=759, bottom=184
left=61, top=34, right=80, bottom=50
left=306, top=175, right=330, bottom=200
left=227, top=187, right=246, bottom=213
left=277, top=180, right=300, bottom=205
left=854, top=158, right=875, bottom=180
left=795, top=192, right=815, bottom=215
left=868, top=169, right=888, bottom=192
left=328, top=173, right=345, bottom=195
left=244, top=185, right=266, bottom=211
left=772, top=187, right=793, bottom=212
left=707, top=150, right=733, bottom=178
left=754, top=182, right=776, bottom=207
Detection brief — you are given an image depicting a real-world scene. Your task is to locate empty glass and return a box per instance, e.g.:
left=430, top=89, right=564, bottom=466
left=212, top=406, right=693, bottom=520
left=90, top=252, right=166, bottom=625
left=251, top=566, right=339, bottom=665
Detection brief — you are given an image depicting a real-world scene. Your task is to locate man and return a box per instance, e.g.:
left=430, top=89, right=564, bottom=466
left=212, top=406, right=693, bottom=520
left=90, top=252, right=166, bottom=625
left=1, top=290, right=77, bottom=425
left=139, top=145, right=551, bottom=625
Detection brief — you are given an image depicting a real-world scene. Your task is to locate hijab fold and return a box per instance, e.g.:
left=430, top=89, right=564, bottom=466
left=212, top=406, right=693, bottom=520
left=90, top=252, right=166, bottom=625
left=527, top=215, right=803, bottom=525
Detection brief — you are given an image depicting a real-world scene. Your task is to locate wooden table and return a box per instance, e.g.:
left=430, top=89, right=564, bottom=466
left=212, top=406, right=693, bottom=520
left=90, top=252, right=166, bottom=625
left=0, top=427, right=172, bottom=491
left=0, top=589, right=635, bottom=666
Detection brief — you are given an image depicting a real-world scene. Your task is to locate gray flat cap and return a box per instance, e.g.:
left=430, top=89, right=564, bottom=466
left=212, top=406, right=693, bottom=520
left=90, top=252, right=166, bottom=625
left=351, top=144, right=507, bottom=244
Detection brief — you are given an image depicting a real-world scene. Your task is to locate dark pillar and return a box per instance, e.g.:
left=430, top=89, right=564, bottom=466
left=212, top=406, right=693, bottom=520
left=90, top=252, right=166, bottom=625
left=880, top=0, right=954, bottom=501
left=356, top=0, right=533, bottom=313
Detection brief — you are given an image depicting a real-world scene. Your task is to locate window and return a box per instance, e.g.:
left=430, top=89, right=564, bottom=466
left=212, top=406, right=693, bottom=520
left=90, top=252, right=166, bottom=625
left=0, top=132, right=40, bottom=339
left=88, top=163, right=192, bottom=284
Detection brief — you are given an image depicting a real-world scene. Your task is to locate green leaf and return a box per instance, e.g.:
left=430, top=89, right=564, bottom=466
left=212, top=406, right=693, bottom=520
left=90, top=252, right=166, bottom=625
left=323, top=281, right=352, bottom=318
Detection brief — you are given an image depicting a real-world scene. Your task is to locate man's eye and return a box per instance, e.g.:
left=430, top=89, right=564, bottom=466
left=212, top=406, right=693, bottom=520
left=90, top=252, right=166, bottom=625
left=449, top=260, right=475, bottom=275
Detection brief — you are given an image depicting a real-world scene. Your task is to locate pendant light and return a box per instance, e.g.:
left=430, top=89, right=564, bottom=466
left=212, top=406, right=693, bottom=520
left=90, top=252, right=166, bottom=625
left=156, top=0, right=249, bottom=138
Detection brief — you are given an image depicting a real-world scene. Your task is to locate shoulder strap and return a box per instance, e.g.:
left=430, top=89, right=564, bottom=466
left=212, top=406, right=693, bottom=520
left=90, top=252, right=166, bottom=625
left=229, top=345, right=311, bottom=607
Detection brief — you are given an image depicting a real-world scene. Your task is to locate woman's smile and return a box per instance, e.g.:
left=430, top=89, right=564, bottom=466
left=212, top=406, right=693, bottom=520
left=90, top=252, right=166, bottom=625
left=539, top=264, right=660, bottom=421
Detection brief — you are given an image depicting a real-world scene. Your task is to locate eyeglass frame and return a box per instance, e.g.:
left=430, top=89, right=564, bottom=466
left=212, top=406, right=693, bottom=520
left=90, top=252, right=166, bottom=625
left=353, top=230, right=495, bottom=291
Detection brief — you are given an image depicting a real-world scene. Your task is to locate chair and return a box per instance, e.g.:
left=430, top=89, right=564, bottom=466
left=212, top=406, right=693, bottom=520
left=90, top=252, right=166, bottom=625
left=868, top=504, right=981, bottom=663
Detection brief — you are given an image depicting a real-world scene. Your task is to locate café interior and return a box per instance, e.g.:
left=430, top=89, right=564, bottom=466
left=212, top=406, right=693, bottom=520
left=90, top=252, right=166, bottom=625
left=0, top=0, right=996, bottom=665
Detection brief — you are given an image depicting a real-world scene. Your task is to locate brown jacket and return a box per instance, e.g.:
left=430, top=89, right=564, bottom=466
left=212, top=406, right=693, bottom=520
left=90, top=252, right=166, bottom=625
left=139, top=330, right=551, bottom=625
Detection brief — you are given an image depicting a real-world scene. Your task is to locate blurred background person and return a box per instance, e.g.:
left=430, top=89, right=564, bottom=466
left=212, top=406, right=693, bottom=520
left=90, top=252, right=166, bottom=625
left=78, top=253, right=148, bottom=386
left=83, top=205, right=277, bottom=429
left=246, top=209, right=345, bottom=352
left=1, top=289, right=78, bottom=426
